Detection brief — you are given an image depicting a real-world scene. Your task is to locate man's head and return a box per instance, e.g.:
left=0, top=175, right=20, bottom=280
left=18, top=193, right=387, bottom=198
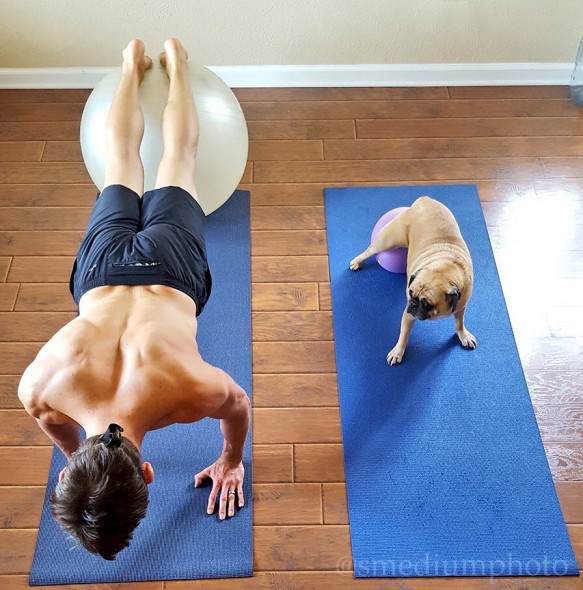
left=51, top=427, right=153, bottom=560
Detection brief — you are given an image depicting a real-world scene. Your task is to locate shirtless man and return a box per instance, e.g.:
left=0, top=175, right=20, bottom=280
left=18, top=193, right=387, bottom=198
left=17, top=38, right=250, bottom=560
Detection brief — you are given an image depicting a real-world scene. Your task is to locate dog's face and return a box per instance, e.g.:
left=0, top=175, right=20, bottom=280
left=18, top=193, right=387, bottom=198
left=406, top=268, right=461, bottom=321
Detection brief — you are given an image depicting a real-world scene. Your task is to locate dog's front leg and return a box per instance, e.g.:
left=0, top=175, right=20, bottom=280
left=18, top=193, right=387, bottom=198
left=454, top=307, right=477, bottom=349
left=387, top=309, right=415, bottom=365
left=349, top=243, right=380, bottom=271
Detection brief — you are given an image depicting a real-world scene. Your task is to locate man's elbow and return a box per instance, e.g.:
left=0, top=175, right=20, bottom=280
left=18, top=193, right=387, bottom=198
left=234, top=389, right=251, bottom=420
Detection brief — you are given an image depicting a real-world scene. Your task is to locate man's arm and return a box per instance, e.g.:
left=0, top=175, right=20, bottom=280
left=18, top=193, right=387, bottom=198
left=209, top=376, right=251, bottom=464
left=34, top=418, right=81, bottom=460
left=18, top=377, right=81, bottom=459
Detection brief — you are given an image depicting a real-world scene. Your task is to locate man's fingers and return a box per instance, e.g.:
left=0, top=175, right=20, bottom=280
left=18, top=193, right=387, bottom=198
left=207, top=483, right=219, bottom=515
left=194, top=467, right=210, bottom=487
left=228, top=488, right=236, bottom=517
left=237, top=482, right=244, bottom=508
left=219, top=485, right=229, bottom=520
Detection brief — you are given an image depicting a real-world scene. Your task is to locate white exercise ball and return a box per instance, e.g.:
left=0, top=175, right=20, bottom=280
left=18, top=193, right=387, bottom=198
left=80, top=65, right=249, bottom=215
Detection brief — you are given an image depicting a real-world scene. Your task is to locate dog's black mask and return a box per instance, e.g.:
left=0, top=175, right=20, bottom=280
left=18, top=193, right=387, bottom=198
left=407, top=291, right=432, bottom=320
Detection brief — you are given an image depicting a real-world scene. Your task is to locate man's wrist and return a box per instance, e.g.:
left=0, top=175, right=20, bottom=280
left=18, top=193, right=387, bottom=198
left=221, top=448, right=243, bottom=465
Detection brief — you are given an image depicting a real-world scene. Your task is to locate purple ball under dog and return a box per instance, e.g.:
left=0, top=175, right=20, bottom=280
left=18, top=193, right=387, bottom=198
left=370, top=207, right=409, bottom=273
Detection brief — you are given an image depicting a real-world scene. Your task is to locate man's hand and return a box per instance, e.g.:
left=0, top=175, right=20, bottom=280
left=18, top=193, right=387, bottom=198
left=194, top=455, right=245, bottom=520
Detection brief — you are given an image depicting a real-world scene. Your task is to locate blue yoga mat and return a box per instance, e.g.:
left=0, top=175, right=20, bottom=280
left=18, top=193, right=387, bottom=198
left=325, top=185, right=578, bottom=578
left=29, top=191, right=252, bottom=585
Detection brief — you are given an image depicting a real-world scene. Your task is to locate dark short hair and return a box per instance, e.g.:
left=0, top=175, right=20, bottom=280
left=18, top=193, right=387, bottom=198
left=50, top=435, right=149, bottom=560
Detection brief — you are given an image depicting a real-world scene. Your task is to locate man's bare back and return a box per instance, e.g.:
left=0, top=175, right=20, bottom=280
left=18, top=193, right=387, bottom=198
left=19, top=285, right=234, bottom=437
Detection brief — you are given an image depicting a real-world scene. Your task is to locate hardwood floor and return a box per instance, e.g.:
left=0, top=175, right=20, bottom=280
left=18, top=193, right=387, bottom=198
left=0, top=86, right=582, bottom=589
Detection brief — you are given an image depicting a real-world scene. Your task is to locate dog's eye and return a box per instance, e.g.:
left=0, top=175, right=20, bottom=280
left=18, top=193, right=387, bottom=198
left=421, top=298, right=431, bottom=310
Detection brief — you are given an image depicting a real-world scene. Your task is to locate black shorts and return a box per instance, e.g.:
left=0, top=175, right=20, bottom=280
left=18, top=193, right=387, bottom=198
left=69, top=185, right=212, bottom=316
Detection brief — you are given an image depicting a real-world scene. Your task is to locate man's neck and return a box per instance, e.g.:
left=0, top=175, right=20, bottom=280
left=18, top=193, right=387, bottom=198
left=83, top=418, right=146, bottom=451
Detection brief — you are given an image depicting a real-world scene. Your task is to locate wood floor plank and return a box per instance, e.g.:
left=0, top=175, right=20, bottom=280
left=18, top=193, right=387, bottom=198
left=0, top=530, right=37, bottom=574
left=0, top=143, right=44, bottom=163
left=251, top=230, right=327, bottom=256
left=534, top=178, right=583, bottom=199
left=0, top=89, right=90, bottom=103
left=253, top=373, right=338, bottom=407
left=246, top=183, right=325, bottom=206
left=527, top=371, right=583, bottom=405
left=42, top=141, right=82, bottom=162
left=251, top=206, right=325, bottom=230
left=254, top=408, right=341, bottom=444
left=252, top=283, right=319, bottom=311
left=0, top=162, right=90, bottom=184
left=0, top=207, right=90, bottom=231
left=0, top=447, right=52, bottom=485
left=294, top=443, right=345, bottom=482
left=0, top=487, right=44, bottom=528
left=541, top=157, right=583, bottom=178
left=1, top=576, right=164, bottom=590
left=322, top=482, right=348, bottom=525
left=253, top=445, right=293, bottom=483
left=0, top=376, right=20, bottom=409
left=0, top=231, right=83, bottom=256
left=0, top=285, right=19, bottom=311
left=0, top=184, right=95, bottom=207
left=254, top=525, right=351, bottom=571
left=254, top=158, right=543, bottom=184
left=0, top=343, right=42, bottom=375
left=518, top=338, right=583, bottom=372
left=253, top=342, right=336, bottom=374
left=14, top=284, right=75, bottom=312
left=449, top=86, right=569, bottom=99
left=252, top=483, right=322, bottom=525
left=319, top=282, right=331, bottom=311
left=0, top=122, right=81, bottom=142
left=7, top=257, right=73, bottom=283
left=13, top=415, right=47, bottom=447
left=0, top=257, right=10, bottom=282
left=252, top=311, right=333, bottom=341
left=0, top=312, right=75, bottom=341
left=237, top=87, right=449, bottom=101
left=557, top=482, right=583, bottom=523
left=545, top=443, right=583, bottom=481
left=167, top=574, right=583, bottom=589
left=475, top=180, right=537, bottom=202
left=357, top=117, right=583, bottom=139
left=0, top=103, right=84, bottom=122
left=251, top=256, right=329, bottom=283
left=325, top=137, right=583, bottom=160
left=249, top=140, right=322, bottom=161
left=243, top=99, right=581, bottom=121
left=247, top=120, right=355, bottom=140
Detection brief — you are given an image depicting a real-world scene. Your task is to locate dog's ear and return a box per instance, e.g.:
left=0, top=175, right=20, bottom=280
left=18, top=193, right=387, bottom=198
left=407, top=271, right=418, bottom=288
left=446, top=286, right=461, bottom=312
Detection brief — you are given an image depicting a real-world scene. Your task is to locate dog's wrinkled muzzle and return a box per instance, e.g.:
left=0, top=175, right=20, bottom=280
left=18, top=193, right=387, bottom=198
left=407, top=300, right=428, bottom=320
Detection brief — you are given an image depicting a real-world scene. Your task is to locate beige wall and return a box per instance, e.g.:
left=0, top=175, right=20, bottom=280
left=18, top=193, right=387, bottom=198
left=1, top=0, right=582, bottom=67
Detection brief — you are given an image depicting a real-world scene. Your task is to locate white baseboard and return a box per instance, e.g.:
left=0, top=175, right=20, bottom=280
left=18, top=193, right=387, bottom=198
left=0, top=63, right=574, bottom=89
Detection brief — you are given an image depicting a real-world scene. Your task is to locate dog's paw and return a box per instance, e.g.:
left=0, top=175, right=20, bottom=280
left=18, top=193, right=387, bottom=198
left=387, top=346, right=405, bottom=366
left=458, top=330, right=477, bottom=350
left=349, top=257, right=362, bottom=271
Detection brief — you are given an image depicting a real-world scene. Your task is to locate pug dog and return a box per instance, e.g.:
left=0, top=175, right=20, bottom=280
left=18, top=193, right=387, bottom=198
left=349, top=196, right=476, bottom=365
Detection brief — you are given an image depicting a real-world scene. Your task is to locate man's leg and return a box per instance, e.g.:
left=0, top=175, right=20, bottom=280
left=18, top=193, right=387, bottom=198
left=104, top=39, right=152, bottom=196
left=155, top=38, right=200, bottom=201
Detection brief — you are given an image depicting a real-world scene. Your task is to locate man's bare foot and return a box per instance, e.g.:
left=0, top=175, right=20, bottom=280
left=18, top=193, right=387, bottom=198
left=159, top=38, right=189, bottom=76
left=121, top=39, right=152, bottom=81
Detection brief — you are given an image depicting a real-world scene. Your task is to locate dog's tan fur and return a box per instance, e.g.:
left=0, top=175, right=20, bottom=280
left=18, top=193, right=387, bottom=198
left=350, top=196, right=476, bottom=365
